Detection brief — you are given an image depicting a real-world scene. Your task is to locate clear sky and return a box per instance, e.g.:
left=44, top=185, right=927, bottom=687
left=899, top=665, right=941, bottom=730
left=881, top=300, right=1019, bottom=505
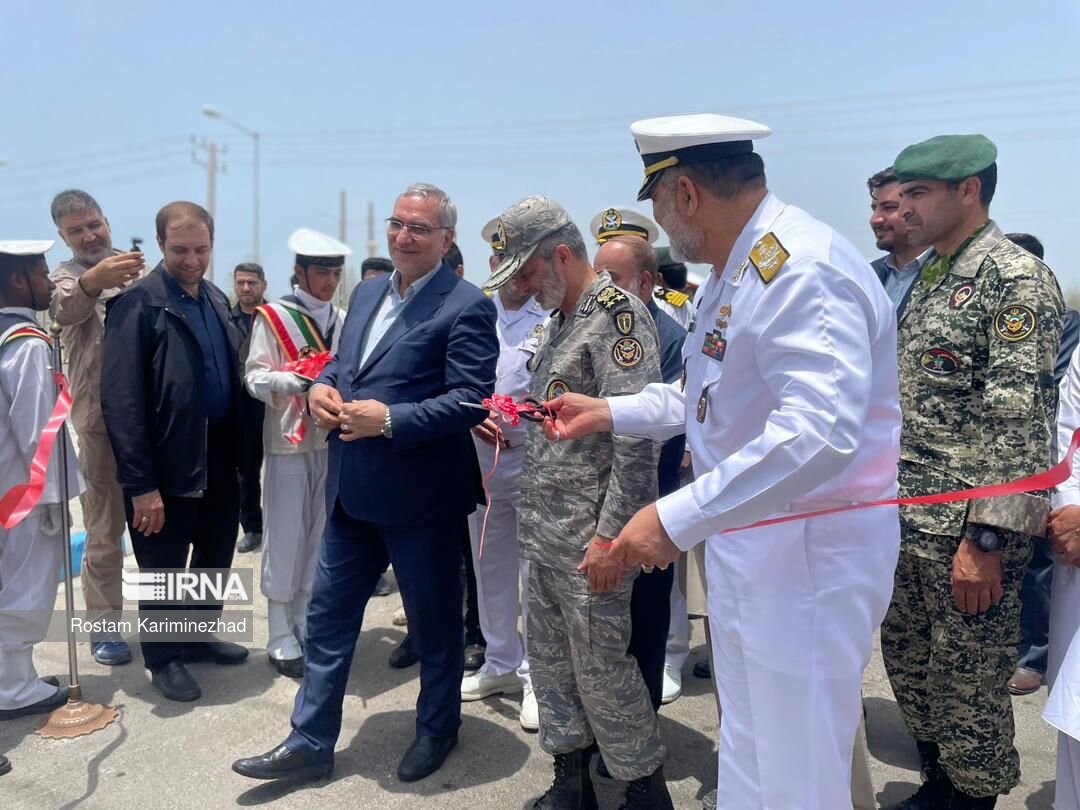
left=3, top=1, right=1079, bottom=297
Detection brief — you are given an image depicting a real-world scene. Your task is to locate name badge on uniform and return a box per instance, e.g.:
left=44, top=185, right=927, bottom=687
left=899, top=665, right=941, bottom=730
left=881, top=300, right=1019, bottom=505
left=696, top=384, right=711, bottom=423
left=701, top=329, right=726, bottom=361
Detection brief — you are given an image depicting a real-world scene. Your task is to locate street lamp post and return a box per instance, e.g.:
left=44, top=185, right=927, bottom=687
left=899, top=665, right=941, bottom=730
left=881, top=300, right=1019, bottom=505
left=202, top=106, right=260, bottom=264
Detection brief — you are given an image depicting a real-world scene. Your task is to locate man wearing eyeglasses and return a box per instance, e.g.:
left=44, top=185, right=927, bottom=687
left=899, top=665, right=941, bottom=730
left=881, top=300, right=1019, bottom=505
left=234, top=183, right=499, bottom=786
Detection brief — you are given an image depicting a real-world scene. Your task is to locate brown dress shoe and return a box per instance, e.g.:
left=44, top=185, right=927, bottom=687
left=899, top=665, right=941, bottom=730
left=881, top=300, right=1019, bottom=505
left=1007, top=666, right=1042, bottom=695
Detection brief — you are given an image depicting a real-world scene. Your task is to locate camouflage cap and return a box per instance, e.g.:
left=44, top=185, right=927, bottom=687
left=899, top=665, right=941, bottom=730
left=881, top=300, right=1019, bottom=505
left=893, top=134, right=998, bottom=184
left=482, top=196, right=572, bottom=292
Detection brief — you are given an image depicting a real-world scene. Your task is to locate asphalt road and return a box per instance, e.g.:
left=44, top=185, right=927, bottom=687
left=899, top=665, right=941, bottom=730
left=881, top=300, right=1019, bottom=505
left=0, top=527, right=1061, bottom=809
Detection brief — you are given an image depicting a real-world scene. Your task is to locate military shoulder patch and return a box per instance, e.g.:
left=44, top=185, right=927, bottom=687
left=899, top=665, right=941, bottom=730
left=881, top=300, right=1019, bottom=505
left=748, top=232, right=789, bottom=284
left=611, top=337, right=643, bottom=368
left=595, top=285, right=636, bottom=335
left=546, top=378, right=570, bottom=400
left=994, top=304, right=1036, bottom=342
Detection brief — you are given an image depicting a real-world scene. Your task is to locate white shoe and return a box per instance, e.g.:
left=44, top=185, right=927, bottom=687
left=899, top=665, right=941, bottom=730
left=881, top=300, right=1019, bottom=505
left=519, top=687, right=539, bottom=732
left=460, top=669, right=523, bottom=701
left=268, top=600, right=302, bottom=661
left=661, top=663, right=682, bottom=705
left=392, top=605, right=408, bottom=627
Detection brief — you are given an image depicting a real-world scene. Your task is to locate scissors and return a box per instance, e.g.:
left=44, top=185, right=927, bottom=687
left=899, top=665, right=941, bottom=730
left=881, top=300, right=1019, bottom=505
left=458, top=397, right=551, bottom=423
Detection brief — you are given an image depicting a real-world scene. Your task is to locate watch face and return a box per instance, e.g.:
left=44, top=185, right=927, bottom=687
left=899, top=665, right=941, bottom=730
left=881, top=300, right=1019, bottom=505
left=977, top=530, right=1002, bottom=552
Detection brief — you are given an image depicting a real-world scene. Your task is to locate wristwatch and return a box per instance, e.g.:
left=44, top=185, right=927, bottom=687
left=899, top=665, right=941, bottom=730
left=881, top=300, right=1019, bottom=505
left=381, top=407, right=393, bottom=439
left=965, top=524, right=1004, bottom=553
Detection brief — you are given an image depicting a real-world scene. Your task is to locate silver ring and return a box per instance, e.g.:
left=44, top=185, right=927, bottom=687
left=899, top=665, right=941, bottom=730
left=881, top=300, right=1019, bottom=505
left=140, top=516, right=150, bottom=523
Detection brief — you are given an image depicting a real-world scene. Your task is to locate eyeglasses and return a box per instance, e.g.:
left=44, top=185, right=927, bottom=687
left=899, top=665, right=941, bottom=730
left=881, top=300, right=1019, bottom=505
left=386, top=217, right=449, bottom=238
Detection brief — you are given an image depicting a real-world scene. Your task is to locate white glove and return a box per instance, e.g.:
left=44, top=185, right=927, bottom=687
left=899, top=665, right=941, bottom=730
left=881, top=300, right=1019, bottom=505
left=268, top=372, right=307, bottom=396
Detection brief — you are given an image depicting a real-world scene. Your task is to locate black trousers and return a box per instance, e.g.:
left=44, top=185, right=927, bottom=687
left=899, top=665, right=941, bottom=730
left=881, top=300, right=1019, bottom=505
left=460, top=521, right=483, bottom=643
left=127, top=426, right=240, bottom=671
left=628, top=564, right=674, bottom=712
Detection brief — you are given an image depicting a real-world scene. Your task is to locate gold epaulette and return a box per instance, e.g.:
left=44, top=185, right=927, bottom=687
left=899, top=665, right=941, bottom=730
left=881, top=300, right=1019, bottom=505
left=749, top=232, right=789, bottom=284
left=658, top=288, right=689, bottom=308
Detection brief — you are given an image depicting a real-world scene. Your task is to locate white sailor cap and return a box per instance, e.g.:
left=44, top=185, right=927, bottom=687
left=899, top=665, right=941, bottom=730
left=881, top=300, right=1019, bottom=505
left=0, top=240, right=54, bottom=257
left=481, top=217, right=504, bottom=253
left=631, top=113, right=772, bottom=201
left=287, top=228, right=351, bottom=264
left=589, top=207, right=659, bottom=244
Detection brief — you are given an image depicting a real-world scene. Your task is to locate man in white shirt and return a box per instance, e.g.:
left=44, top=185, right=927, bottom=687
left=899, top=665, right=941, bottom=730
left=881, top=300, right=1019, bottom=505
left=546, top=114, right=901, bottom=809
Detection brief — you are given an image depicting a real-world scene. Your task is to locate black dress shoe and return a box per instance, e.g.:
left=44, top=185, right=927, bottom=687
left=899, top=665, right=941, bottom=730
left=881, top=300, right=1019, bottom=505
left=0, top=685, right=69, bottom=720
left=269, top=654, right=305, bottom=679
left=237, top=532, right=263, bottom=553
left=389, top=635, right=418, bottom=669
left=397, top=734, right=457, bottom=782
left=232, top=743, right=333, bottom=782
left=0, top=754, right=10, bottom=776
left=693, top=659, right=711, bottom=679
left=151, top=661, right=201, bottom=702
left=464, top=643, right=486, bottom=672
left=183, top=639, right=249, bottom=666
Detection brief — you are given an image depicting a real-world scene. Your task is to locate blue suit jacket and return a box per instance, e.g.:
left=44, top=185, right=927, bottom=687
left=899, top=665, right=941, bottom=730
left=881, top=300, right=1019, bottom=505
left=316, top=262, right=498, bottom=525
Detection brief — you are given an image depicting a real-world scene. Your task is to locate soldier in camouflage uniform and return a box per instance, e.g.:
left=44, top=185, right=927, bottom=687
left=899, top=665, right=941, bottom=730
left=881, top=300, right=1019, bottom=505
left=881, top=134, right=1065, bottom=810
left=482, top=196, right=671, bottom=810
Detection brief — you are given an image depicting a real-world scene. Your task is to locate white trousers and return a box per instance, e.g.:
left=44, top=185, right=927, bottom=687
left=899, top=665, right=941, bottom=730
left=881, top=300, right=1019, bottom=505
left=707, top=506, right=898, bottom=810
left=0, top=508, right=63, bottom=710
left=260, top=451, right=327, bottom=604
left=468, top=494, right=530, bottom=688
left=666, top=553, right=690, bottom=671
left=1045, top=563, right=1080, bottom=809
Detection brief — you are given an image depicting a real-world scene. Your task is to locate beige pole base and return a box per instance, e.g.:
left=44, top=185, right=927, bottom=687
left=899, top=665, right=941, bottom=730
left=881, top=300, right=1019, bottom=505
left=36, top=694, right=120, bottom=740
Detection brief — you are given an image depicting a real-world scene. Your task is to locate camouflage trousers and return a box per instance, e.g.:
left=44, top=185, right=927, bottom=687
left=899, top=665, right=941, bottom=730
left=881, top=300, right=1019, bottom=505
left=881, top=533, right=1031, bottom=797
left=528, top=562, right=665, bottom=780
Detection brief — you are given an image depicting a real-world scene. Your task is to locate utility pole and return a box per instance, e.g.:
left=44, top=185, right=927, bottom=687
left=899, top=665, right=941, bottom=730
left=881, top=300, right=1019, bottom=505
left=335, top=190, right=350, bottom=309
left=191, top=137, right=226, bottom=281
left=367, top=201, right=376, bottom=258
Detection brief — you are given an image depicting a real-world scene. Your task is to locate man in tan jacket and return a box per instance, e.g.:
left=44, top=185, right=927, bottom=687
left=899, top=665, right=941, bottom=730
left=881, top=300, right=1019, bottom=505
left=49, top=190, right=144, bottom=666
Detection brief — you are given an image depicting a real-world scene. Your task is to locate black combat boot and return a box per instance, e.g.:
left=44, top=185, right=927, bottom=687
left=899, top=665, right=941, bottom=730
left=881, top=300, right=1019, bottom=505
left=948, top=786, right=997, bottom=809
left=617, top=764, right=674, bottom=810
left=532, top=750, right=599, bottom=810
left=883, top=741, right=952, bottom=809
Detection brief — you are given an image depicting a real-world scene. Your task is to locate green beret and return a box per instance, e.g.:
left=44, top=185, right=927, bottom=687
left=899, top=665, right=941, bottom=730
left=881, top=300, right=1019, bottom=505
left=893, top=134, right=998, bottom=183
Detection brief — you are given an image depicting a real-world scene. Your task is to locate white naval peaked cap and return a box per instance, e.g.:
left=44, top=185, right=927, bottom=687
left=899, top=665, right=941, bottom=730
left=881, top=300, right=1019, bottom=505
left=0, top=240, right=54, bottom=256
left=287, top=228, right=352, bottom=259
left=481, top=217, right=504, bottom=252
left=589, top=207, right=659, bottom=244
left=630, top=113, right=772, bottom=201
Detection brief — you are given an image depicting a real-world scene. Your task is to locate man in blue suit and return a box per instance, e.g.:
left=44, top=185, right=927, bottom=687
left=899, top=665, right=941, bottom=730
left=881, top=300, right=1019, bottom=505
left=233, top=183, right=499, bottom=784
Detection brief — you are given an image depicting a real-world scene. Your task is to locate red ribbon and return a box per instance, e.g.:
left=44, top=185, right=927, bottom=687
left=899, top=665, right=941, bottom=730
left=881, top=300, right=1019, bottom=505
left=0, top=373, right=74, bottom=529
left=726, top=425, right=1080, bottom=533
left=482, top=393, right=530, bottom=427
left=281, top=350, right=333, bottom=381
left=281, top=351, right=333, bottom=446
